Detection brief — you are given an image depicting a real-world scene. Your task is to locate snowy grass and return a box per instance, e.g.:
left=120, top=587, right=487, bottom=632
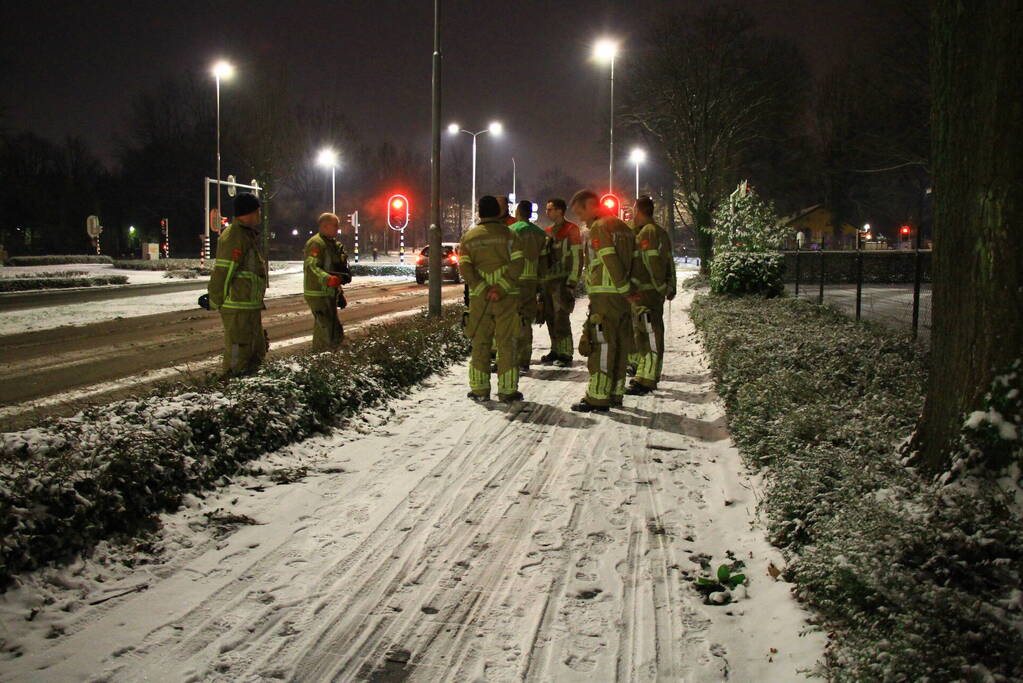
left=0, top=306, right=470, bottom=589
left=691, top=294, right=1022, bottom=682
left=0, top=275, right=129, bottom=292
left=6, top=255, right=113, bottom=266
left=350, top=264, right=414, bottom=277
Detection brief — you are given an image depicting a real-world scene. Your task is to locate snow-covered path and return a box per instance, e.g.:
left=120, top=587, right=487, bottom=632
left=0, top=287, right=824, bottom=682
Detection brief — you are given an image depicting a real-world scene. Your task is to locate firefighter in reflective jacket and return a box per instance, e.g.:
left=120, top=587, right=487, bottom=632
left=207, top=192, right=269, bottom=376
left=509, top=200, right=548, bottom=372
left=570, top=189, right=639, bottom=412
left=459, top=195, right=526, bottom=403
left=627, top=196, right=676, bottom=394
left=304, top=212, right=352, bottom=351
left=540, top=198, right=583, bottom=366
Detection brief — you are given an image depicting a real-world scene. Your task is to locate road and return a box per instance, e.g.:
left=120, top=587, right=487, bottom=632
left=0, top=281, right=463, bottom=430
left=0, top=289, right=823, bottom=681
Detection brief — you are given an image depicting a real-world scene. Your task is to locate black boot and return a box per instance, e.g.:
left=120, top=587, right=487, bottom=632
left=625, top=383, right=653, bottom=396
left=467, top=391, right=490, bottom=403
left=571, top=400, right=609, bottom=413
left=499, top=391, right=524, bottom=403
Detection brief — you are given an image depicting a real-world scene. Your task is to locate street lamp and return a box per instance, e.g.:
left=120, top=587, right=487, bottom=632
left=593, top=39, right=619, bottom=193
left=629, top=147, right=646, bottom=199
left=448, top=121, right=503, bottom=228
left=210, top=60, right=234, bottom=227
left=316, top=148, right=339, bottom=214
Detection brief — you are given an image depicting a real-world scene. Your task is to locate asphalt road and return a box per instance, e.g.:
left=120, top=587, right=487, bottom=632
left=0, top=281, right=463, bottom=430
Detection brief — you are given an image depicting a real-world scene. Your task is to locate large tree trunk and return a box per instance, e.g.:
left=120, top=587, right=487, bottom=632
left=916, top=0, right=1023, bottom=472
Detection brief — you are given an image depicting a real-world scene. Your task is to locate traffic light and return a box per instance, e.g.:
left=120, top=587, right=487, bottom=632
left=621, top=207, right=634, bottom=222
left=387, top=194, right=410, bottom=230
left=900, top=225, right=911, bottom=237
left=599, top=193, right=619, bottom=216
left=160, top=218, right=168, bottom=229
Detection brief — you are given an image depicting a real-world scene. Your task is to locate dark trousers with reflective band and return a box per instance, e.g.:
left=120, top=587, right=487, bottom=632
left=467, top=295, right=520, bottom=397
left=542, top=278, right=575, bottom=358
left=632, top=294, right=665, bottom=389
left=518, top=281, right=539, bottom=366
left=220, top=309, right=267, bottom=375
left=306, top=295, right=344, bottom=351
left=584, top=295, right=631, bottom=406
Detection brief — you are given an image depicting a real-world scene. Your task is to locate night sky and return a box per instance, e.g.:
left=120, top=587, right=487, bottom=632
left=2, top=0, right=879, bottom=193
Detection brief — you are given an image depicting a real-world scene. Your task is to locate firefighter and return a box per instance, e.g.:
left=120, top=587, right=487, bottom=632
left=207, top=192, right=269, bottom=376
left=540, top=198, right=583, bottom=367
left=509, top=200, right=548, bottom=372
left=304, top=212, right=352, bottom=351
left=496, top=195, right=517, bottom=227
left=627, top=196, right=676, bottom=394
left=459, top=195, right=526, bottom=403
left=570, top=189, right=639, bottom=412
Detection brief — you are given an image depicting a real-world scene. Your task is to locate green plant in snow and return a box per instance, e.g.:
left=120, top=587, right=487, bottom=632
left=708, top=189, right=786, bottom=296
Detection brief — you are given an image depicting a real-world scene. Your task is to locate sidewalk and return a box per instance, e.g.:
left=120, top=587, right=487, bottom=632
left=0, top=284, right=824, bottom=682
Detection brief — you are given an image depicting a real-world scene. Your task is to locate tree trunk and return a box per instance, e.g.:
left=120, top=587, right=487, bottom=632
left=916, top=0, right=1023, bottom=472
left=694, top=206, right=714, bottom=275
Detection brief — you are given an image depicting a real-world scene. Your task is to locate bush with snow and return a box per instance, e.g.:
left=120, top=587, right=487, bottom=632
left=0, top=275, right=128, bottom=292
left=692, top=294, right=1023, bottom=681
left=350, top=264, right=414, bottom=277
left=0, top=306, right=470, bottom=589
left=708, top=190, right=786, bottom=296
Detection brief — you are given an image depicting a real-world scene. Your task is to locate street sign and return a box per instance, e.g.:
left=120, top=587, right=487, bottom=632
left=210, top=208, right=222, bottom=233
left=251, top=180, right=260, bottom=197
left=86, top=215, right=103, bottom=237
left=226, top=175, right=237, bottom=197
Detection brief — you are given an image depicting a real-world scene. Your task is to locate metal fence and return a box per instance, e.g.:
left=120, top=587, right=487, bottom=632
left=783, top=248, right=932, bottom=342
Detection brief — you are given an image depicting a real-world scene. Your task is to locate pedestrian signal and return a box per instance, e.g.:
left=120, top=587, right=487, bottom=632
left=387, top=194, right=410, bottom=230
left=900, top=225, right=911, bottom=236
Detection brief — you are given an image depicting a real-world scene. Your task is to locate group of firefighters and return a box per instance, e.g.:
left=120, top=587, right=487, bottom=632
left=204, top=187, right=676, bottom=413
left=459, top=191, right=676, bottom=412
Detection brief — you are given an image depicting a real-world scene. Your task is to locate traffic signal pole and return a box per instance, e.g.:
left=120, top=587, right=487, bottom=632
left=428, top=0, right=443, bottom=317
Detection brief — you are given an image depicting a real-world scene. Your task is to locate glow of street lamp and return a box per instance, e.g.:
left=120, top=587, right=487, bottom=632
left=211, top=60, right=235, bottom=80
left=129, top=226, right=135, bottom=234
left=488, top=121, right=503, bottom=136
left=447, top=123, right=460, bottom=135
left=593, top=39, right=619, bottom=64
left=316, top=148, right=339, bottom=168
left=630, top=148, right=647, bottom=165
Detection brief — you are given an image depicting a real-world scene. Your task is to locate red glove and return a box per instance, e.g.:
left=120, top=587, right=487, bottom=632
left=485, top=286, right=501, bottom=302
left=626, top=291, right=642, bottom=304
left=326, top=275, right=342, bottom=288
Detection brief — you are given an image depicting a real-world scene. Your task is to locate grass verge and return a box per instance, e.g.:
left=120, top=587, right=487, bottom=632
left=0, top=306, right=469, bottom=589
left=690, top=294, right=1022, bottom=681
left=6, top=255, right=113, bottom=266
left=0, top=276, right=129, bottom=292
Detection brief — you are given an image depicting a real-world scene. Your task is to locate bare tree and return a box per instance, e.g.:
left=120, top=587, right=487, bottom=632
left=621, top=5, right=806, bottom=271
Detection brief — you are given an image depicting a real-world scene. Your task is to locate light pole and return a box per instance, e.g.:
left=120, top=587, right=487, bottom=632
left=448, top=121, right=503, bottom=229
left=211, top=60, right=234, bottom=227
left=629, top=148, right=646, bottom=199
left=511, top=157, right=517, bottom=202
left=316, top=148, right=339, bottom=214
left=594, top=39, right=619, bottom=193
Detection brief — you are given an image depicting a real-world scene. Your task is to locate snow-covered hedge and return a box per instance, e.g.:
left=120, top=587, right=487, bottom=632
left=112, top=258, right=205, bottom=272
left=7, top=255, right=113, bottom=266
left=709, top=251, right=784, bottom=296
left=0, top=275, right=128, bottom=292
left=0, top=306, right=470, bottom=589
left=350, top=264, right=414, bottom=277
left=691, top=295, right=1023, bottom=681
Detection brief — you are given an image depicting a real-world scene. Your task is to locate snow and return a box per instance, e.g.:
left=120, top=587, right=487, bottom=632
left=0, top=269, right=413, bottom=336
left=0, top=278, right=824, bottom=681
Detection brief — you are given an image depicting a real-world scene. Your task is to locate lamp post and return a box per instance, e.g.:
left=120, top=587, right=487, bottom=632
left=594, top=39, right=619, bottom=193
left=511, top=157, right=517, bottom=202
left=448, top=121, right=502, bottom=228
left=316, top=148, right=339, bottom=214
left=629, top=147, right=646, bottom=199
left=211, top=60, right=234, bottom=227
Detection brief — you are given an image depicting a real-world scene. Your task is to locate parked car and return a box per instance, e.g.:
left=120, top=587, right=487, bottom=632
left=414, top=243, right=461, bottom=284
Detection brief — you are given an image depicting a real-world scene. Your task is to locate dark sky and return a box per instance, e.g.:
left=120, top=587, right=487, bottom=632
left=2, top=0, right=878, bottom=194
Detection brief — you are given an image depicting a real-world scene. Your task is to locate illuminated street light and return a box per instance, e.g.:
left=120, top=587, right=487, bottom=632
left=316, top=148, right=340, bottom=214
left=449, top=120, right=505, bottom=229
left=593, top=39, right=620, bottom=193
left=210, top=59, right=234, bottom=258
left=629, top=147, right=646, bottom=199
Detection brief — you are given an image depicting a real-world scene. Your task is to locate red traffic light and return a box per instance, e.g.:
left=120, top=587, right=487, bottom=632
left=387, top=194, right=410, bottom=230
left=900, top=225, right=911, bottom=236
left=599, top=193, right=619, bottom=215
